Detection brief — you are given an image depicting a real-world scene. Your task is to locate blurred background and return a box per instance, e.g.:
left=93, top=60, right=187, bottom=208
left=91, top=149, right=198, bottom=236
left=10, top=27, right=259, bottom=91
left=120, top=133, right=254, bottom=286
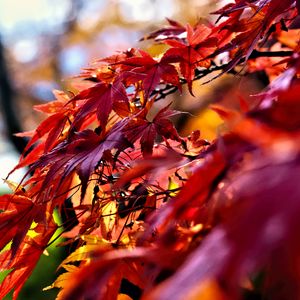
left=0, top=0, right=262, bottom=298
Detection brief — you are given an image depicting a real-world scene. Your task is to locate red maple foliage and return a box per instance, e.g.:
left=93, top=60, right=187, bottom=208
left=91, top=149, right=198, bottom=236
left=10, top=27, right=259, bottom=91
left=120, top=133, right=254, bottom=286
left=2, top=1, right=300, bottom=299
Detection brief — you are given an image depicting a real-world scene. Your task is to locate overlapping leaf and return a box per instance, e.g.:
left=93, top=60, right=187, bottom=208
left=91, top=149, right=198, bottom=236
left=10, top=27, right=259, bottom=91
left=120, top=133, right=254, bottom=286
left=0, top=214, right=57, bottom=300
left=71, top=80, right=129, bottom=129
left=118, top=50, right=181, bottom=99
left=123, top=103, right=182, bottom=156
left=163, top=23, right=217, bottom=93
left=1, top=1, right=300, bottom=299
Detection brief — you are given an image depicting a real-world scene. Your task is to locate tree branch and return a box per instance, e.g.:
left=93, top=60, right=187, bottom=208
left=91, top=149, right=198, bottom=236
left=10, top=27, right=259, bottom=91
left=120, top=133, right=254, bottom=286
left=151, top=50, right=294, bottom=101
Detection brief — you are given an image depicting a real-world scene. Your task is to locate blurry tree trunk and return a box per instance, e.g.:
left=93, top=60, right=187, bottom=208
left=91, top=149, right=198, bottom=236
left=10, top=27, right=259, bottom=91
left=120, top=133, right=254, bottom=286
left=0, top=38, right=27, bottom=154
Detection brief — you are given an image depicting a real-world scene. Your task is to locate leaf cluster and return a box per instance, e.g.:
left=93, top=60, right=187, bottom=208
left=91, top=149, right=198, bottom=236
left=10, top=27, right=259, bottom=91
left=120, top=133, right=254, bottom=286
left=1, top=1, right=300, bottom=299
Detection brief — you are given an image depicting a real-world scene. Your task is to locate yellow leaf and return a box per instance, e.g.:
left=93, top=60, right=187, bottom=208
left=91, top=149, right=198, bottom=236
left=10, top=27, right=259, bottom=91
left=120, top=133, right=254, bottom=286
left=278, top=29, right=300, bottom=50
left=59, top=245, right=104, bottom=269
left=43, top=265, right=78, bottom=291
left=69, top=174, right=97, bottom=206
left=81, top=234, right=111, bottom=245
left=43, top=273, right=71, bottom=291
left=186, top=280, right=227, bottom=300
left=2, top=179, right=26, bottom=194
left=168, top=177, right=179, bottom=197
left=182, top=108, right=224, bottom=141
left=117, top=294, right=133, bottom=300
left=101, top=200, right=117, bottom=239
left=62, top=264, right=79, bottom=273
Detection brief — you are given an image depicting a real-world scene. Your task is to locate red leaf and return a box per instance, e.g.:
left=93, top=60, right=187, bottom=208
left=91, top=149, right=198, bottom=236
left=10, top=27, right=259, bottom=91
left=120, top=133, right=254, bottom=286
left=147, top=157, right=300, bottom=300
left=0, top=219, right=56, bottom=300
left=114, top=150, right=182, bottom=189
left=140, top=17, right=185, bottom=42
left=23, top=113, right=67, bottom=153
left=30, top=118, right=130, bottom=202
left=59, top=248, right=149, bottom=300
left=208, top=0, right=296, bottom=77
left=72, top=80, right=128, bottom=129
left=0, top=195, right=37, bottom=257
left=147, top=149, right=226, bottom=234
left=119, top=51, right=180, bottom=98
left=163, top=24, right=216, bottom=94
left=123, top=104, right=182, bottom=157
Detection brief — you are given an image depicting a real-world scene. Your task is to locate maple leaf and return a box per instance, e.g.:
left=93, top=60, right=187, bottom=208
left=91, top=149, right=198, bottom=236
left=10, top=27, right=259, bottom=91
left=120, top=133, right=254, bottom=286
left=163, top=23, right=217, bottom=94
left=0, top=194, right=39, bottom=258
left=140, top=18, right=185, bottom=42
left=78, top=48, right=139, bottom=84
left=146, top=153, right=300, bottom=300
left=44, top=237, right=112, bottom=297
left=123, top=103, right=182, bottom=157
left=71, top=80, right=129, bottom=130
left=208, top=0, right=296, bottom=77
left=114, top=149, right=182, bottom=189
left=3, top=2, right=300, bottom=299
left=118, top=50, right=181, bottom=99
left=18, top=90, right=73, bottom=155
left=29, top=119, right=130, bottom=203
left=0, top=218, right=57, bottom=300
left=59, top=248, right=149, bottom=300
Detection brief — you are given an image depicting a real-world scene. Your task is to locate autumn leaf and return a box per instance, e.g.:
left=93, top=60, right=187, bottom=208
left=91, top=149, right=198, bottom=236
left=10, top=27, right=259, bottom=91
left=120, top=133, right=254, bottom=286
left=71, top=80, right=129, bottom=129
left=140, top=18, right=185, bottom=42
left=0, top=217, right=56, bottom=300
left=118, top=50, right=181, bottom=99
left=163, top=23, right=217, bottom=94
left=114, top=149, right=182, bottom=189
left=146, top=154, right=300, bottom=300
left=59, top=248, right=149, bottom=300
left=59, top=244, right=107, bottom=268
left=0, top=194, right=38, bottom=257
left=209, top=0, right=296, bottom=77
left=2, top=1, right=300, bottom=299
left=123, top=103, right=182, bottom=156
left=18, top=90, right=73, bottom=155
left=43, top=265, right=79, bottom=298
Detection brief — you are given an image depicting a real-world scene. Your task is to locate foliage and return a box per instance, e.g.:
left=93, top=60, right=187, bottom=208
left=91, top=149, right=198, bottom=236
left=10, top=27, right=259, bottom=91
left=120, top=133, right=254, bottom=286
left=1, top=1, right=300, bottom=299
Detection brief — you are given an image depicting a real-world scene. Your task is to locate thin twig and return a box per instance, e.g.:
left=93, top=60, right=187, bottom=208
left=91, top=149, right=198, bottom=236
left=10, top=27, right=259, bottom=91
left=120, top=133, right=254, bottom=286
left=150, top=50, right=293, bottom=101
